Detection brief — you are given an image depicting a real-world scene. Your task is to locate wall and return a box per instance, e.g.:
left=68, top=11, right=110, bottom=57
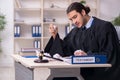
left=0, top=0, right=14, bottom=67
left=99, top=0, right=120, bottom=21
left=0, top=0, right=120, bottom=67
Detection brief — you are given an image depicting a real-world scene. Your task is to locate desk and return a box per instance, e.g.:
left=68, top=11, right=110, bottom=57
left=12, top=55, right=111, bottom=80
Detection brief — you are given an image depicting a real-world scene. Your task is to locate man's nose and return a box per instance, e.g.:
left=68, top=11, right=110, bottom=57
left=73, top=19, right=76, bottom=24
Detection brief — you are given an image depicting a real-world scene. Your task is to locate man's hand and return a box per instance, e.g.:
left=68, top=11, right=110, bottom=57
left=74, top=50, right=87, bottom=56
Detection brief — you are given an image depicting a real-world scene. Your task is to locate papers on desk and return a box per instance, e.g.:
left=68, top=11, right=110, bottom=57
left=22, top=52, right=107, bottom=64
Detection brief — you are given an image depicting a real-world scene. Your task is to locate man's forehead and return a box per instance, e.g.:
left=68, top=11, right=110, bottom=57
left=68, top=10, right=77, bottom=18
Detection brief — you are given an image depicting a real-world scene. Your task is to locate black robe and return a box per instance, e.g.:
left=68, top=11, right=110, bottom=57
left=44, top=17, right=120, bottom=80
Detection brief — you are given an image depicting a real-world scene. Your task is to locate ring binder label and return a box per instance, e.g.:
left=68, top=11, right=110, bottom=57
left=71, top=55, right=107, bottom=64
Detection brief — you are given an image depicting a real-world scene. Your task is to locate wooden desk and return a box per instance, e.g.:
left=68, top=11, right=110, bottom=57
left=12, top=55, right=111, bottom=80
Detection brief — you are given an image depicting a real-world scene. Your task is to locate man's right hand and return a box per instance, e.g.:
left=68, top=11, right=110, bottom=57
left=49, top=24, right=58, bottom=39
left=74, top=50, right=87, bottom=56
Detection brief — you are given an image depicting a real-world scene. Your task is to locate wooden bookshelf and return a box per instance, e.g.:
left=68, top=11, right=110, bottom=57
left=14, top=0, right=99, bottom=54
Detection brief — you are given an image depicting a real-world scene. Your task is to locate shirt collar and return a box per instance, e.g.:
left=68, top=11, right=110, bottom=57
left=85, top=16, right=94, bottom=29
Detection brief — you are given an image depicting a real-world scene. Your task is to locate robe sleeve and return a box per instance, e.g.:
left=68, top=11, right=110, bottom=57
left=44, top=33, right=64, bottom=57
left=44, top=31, right=75, bottom=57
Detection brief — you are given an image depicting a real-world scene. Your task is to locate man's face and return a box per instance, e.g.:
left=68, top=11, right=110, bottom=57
left=67, top=10, right=85, bottom=28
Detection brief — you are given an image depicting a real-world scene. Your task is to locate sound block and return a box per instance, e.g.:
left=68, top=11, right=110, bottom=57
left=34, top=59, right=49, bottom=63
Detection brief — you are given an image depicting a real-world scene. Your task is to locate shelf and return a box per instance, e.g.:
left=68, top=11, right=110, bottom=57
left=14, top=37, right=41, bottom=40
left=42, top=37, right=51, bottom=39
left=14, top=21, right=25, bottom=25
left=14, top=21, right=41, bottom=25
left=21, top=0, right=41, bottom=1
left=44, top=8, right=66, bottom=11
left=43, top=0, right=69, bottom=9
left=15, top=8, right=41, bottom=17
left=15, top=8, right=41, bottom=11
left=15, top=8, right=41, bottom=23
left=43, top=22, right=68, bottom=25
left=16, top=0, right=41, bottom=8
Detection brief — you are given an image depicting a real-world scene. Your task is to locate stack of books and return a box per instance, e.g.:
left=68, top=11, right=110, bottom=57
left=19, top=48, right=40, bottom=56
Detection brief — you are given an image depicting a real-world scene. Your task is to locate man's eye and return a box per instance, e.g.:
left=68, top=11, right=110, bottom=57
left=69, top=18, right=72, bottom=22
left=73, top=15, right=77, bottom=19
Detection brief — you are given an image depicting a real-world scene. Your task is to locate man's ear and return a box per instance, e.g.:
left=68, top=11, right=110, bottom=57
left=81, top=9, right=86, bottom=16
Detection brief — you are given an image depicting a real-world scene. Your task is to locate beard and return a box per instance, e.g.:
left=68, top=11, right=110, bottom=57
left=82, top=15, right=88, bottom=27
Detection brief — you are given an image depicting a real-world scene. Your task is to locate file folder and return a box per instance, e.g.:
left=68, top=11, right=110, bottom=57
left=71, top=55, right=107, bottom=64
left=34, top=40, right=41, bottom=49
left=32, top=25, right=41, bottom=37
left=34, top=40, right=38, bottom=48
left=14, top=25, right=20, bottom=37
left=65, top=25, right=70, bottom=35
left=38, top=25, right=41, bottom=37
left=32, top=25, right=36, bottom=37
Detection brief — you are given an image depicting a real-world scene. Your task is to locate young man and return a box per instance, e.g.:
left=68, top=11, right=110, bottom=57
left=45, top=2, right=120, bottom=80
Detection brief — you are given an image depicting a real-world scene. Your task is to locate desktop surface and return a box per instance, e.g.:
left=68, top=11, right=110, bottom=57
left=12, top=54, right=112, bottom=68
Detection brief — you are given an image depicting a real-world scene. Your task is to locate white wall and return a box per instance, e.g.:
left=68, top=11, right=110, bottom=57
left=99, top=0, right=120, bottom=21
left=0, top=0, right=14, bottom=67
left=0, top=0, right=120, bottom=67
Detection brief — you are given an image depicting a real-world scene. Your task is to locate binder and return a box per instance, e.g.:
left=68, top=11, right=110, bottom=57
left=14, top=25, right=20, bottom=37
left=32, top=25, right=36, bottom=37
left=71, top=55, right=107, bottom=64
left=34, top=40, right=38, bottom=48
left=14, top=26, right=17, bottom=37
left=65, top=25, right=70, bottom=35
left=35, top=25, right=39, bottom=37
left=17, top=25, right=20, bottom=37
left=32, top=25, right=41, bottom=37
left=34, top=40, right=41, bottom=49
left=37, top=40, right=41, bottom=48
left=38, top=25, right=41, bottom=37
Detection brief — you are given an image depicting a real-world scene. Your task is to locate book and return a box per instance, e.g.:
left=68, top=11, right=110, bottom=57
left=19, top=51, right=36, bottom=56
left=21, top=48, right=40, bottom=53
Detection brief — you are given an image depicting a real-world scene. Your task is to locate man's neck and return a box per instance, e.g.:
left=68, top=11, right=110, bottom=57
left=85, top=15, right=91, bottom=24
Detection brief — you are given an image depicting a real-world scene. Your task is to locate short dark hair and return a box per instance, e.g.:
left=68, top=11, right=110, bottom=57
left=66, top=2, right=90, bottom=14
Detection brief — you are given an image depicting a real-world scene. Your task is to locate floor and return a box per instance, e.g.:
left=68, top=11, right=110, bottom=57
left=0, top=67, right=15, bottom=80
left=0, top=54, right=15, bottom=80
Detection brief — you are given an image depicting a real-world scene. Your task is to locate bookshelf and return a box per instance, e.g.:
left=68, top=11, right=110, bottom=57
left=14, top=0, right=99, bottom=54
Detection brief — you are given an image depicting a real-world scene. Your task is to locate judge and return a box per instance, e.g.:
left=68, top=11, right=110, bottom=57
left=45, top=2, right=120, bottom=80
